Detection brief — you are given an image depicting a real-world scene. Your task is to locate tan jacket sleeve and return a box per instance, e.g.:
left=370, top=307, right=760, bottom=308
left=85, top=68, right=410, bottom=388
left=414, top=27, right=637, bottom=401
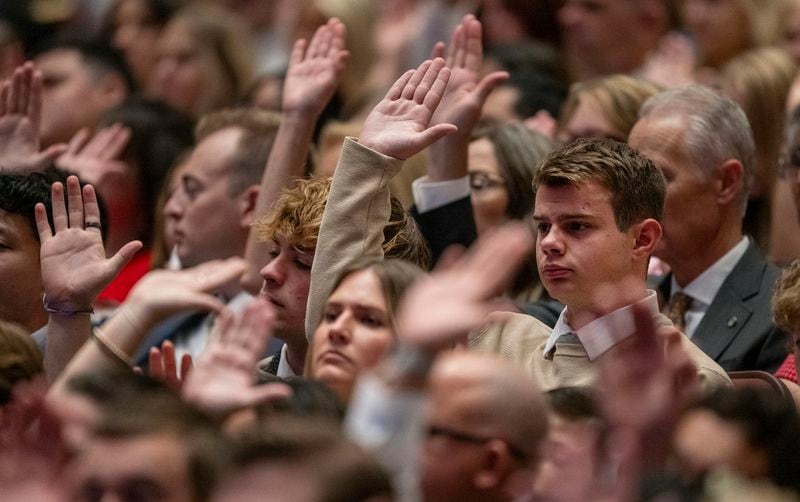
left=305, top=137, right=404, bottom=340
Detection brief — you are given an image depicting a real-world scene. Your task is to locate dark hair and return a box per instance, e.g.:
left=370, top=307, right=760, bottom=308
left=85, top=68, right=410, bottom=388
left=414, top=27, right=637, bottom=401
left=32, top=36, right=136, bottom=94
left=100, top=97, right=194, bottom=246
left=0, top=169, right=67, bottom=240
left=254, top=377, right=345, bottom=422
left=88, top=371, right=226, bottom=501
left=0, top=321, right=43, bottom=405
left=692, top=387, right=800, bottom=492
left=546, top=386, right=598, bottom=421
left=534, top=138, right=665, bottom=230
left=102, top=0, right=186, bottom=35
left=227, top=417, right=393, bottom=502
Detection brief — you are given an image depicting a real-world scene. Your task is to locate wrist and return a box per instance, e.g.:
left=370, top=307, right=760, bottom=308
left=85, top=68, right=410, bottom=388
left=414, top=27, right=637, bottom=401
left=43, top=293, right=94, bottom=317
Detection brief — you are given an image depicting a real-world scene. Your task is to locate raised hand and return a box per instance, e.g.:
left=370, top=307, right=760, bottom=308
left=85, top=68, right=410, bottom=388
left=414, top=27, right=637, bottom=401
left=147, top=340, right=193, bottom=391
left=0, top=63, right=66, bottom=172
left=123, top=257, right=247, bottom=323
left=36, top=175, right=142, bottom=310
left=182, top=298, right=292, bottom=419
left=430, top=14, right=509, bottom=135
left=359, top=58, right=457, bottom=160
left=281, top=18, right=349, bottom=117
left=397, top=223, right=533, bottom=349
left=56, top=124, right=130, bottom=187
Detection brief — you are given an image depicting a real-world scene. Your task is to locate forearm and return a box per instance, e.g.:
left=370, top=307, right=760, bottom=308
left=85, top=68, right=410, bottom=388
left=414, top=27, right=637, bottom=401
left=43, top=314, right=92, bottom=385
left=242, top=114, right=317, bottom=294
left=305, top=138, right=404, bottom=338
left=47, top=302, right=157, bottom=398
left=425, top=132, right=470, bottom=182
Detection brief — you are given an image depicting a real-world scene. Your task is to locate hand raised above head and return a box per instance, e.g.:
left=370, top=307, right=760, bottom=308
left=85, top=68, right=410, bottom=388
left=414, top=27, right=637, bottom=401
left=0, top=62, right=67, bottom=173
left=359, top=58, right=458, bottom=160
left=281, top=17, right=349, bottom=118
left=56, top=124, right=131, bottom=188
left=429, top=14, right=508, bottom=135
left=36, top=175, right=142, bottom=311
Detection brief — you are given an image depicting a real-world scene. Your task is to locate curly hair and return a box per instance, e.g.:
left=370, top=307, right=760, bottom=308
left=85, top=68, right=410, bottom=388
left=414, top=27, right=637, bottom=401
left=254, top=177, right=431, bottom=270
left=773, top=259, right=800, bottom=335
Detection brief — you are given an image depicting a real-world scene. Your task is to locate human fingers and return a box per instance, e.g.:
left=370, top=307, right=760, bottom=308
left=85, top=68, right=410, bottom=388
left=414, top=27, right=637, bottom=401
left=213, top=308, right=236, bottom=345
left=463, top=15, right=483, bottom=72
left=191, top=258, right=247, bottom=293
left=65, top=128, right=91, bottom=156
left=289, top=38, right=308, bottom=67
left=430, top=41, right=445, bottom=60
left=50, top=182, right=68, bottom=232
left=102, top=125, right=131, bottom=161
left=16, top=64, right=32, bottom=115
left=328, top=18, right=347, bottom=55
left=447, top=22, right=463, bottom=66
left=9, top=65, right=22, bottom=114
left=81, top=184, right=102, bottom=231
left=471, top=71, right=508, bottom=105
left=34, top=203, right=52, bottom=242
left=242, top=382, right=293, bottom=407
left=28, top=68, right=42, bottom=128
left=107, top=240, right=144, bottom=278
left=83, top=125, right=119, bottom=159
left=236, top=298, right=276, bottom=357
left=306, top=23, right=330, bottom=59
left=414, top=58, right=447, bottom=104
left=149, top=347, right=165, bottom=381
left=315, top=20, right=334, bottom=59
left=421, top=63, right=451, bottom=109
left=180, top=354, right=193, bottom=381
left=465, top=223, right=533, bottom=295
left=65, top=176, right=84, bottom=229
left=161, top=341, right=179, bottom=384
left=386, top=69, right=415, bottom=101
left=401, top=59, right=432, bottom=100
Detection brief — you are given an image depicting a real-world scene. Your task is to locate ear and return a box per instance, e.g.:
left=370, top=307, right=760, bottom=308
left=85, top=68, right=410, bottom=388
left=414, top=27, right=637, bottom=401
left=631, top=218, right=662, bottom=260
left=473, top=440, right=514, bottom=491
left=95, top=72, right=128, bottom=107
left=237, top=185, right=261, bottom=228
left=715, top=158, right=744, bottom=206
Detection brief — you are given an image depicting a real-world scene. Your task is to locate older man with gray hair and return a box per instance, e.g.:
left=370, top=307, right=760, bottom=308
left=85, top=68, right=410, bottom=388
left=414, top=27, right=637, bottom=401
left=629, top=85, right=787, bottom=372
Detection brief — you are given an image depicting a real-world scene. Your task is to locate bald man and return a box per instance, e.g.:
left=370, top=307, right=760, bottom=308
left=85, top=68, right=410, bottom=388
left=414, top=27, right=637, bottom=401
left=422, top=352, right=549, bottom=502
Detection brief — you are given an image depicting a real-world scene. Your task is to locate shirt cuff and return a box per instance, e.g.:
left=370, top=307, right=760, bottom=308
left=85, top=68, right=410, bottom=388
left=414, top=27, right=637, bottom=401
left=412, top=175, right=470, bottom=213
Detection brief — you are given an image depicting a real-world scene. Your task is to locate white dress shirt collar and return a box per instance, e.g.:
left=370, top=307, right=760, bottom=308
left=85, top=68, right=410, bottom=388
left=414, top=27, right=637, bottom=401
left=670, top=236, right=749, bottom=307
left=543, top=290, right=660, bottom=360
left=276, top=344, right=298, bottom=379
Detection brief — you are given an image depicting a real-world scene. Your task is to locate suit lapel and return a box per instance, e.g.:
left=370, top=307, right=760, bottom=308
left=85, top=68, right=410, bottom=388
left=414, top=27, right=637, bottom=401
left=690, top=241, right=764, bottom=361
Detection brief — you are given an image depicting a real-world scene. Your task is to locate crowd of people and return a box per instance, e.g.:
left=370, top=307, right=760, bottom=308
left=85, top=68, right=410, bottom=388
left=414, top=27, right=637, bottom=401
left=3, top=0, right=800, bottom=500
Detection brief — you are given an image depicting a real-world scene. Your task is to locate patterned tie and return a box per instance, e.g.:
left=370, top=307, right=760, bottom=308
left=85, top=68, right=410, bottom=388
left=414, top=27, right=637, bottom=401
left=667, top=292, right=693, bottom=332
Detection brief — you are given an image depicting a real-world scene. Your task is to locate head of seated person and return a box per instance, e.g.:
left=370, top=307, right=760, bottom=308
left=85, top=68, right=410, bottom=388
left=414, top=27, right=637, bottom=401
left=0, top=320, right=43, bottom=407
left=32, top=36, right=135, bottom=146
left=214, top=416, right=393, bottom=502
left=310, top=258, right=425, bottom=403
left=254, top=177, right=431, bottom=376
left=0, top=169, right=73, bottom=332
left=532, top=386, right=606, bottom=500
left=152, top=4, right=253, bottom=119
left=68, top=372, right=225, bottom=502
left=533, top=138, right=664, bottom=328
left=673, top=386, right=800, bottom=493
left=163, top=108, right=280, bottom=270
left=421, top=351, right=549, bottom=502
left=628, top=85, right=753, bottom=287
left=773, top=259, right=800, bottom=381
left=557, top=74, right=662, bottom=146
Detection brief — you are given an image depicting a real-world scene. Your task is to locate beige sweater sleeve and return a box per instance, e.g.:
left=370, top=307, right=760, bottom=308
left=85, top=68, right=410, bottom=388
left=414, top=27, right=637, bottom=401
left=305, top=137, right=404, bottom=340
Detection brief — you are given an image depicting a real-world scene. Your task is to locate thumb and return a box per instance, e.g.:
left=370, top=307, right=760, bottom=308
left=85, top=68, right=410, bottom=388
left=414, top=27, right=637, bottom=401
left=413, top=123, right=458, bottom=153
left=472, top=71, right=509, bottom=104
left=108, top=240, right=144, bottom=275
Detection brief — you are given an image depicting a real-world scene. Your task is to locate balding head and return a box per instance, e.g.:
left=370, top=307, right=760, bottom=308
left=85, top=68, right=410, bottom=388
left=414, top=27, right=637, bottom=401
left=422, top=351, right=549, bottom=502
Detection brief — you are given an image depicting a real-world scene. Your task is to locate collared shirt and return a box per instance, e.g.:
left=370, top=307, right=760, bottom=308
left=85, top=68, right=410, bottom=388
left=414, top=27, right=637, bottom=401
left=173, top=291, right=253, bottom=371
left=276, top=344, right=299, bottom=379
left=669, top=236, right=749, bottom=339
left=411, top=175, right=470, bottom=213
left=543, top=290, right=660, bottom=360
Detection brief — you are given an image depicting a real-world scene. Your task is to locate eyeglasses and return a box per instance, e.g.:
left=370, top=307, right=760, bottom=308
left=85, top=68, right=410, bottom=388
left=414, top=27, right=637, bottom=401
left=427, top=425, right=529, bottom=462
left=779, top=145, right=800, bottom=178
left=469, top=171, right=506, bottom=192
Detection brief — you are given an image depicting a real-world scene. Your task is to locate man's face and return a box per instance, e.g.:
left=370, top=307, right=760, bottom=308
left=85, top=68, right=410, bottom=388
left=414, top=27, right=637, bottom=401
left=0, top=210, right=45, bottom=331
left=259, top=236, right=313, bottom=343
left=72, top=432, right=194, bottom=502
left=163, top=128, right=249, bottom=268
left=36, top=49, right=109, bottom=146
left=532, top=414, right=600, bottom=500
left=628, top=115, right=720, bottom=267
left=421, top=371, right=486, bottom=502
left=558, top=0, right=641, bottom=76
left=534, top=181, right=638, bottom=312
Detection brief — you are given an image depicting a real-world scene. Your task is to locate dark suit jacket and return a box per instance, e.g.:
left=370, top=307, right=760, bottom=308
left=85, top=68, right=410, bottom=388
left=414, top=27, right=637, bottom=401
left=657, top=240, right=788, bottom=372
left=411, top=196, right=477, bottom=266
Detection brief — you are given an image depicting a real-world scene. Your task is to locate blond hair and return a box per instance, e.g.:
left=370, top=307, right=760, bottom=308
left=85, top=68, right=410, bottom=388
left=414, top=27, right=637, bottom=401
left=559, top=75, right=662, bottom=141
left=773, top=259, right=800, bottom=334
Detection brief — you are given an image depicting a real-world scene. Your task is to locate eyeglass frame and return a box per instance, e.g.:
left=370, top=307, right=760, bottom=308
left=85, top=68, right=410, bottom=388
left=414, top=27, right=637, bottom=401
left=426, top=424, right=530, bottom=462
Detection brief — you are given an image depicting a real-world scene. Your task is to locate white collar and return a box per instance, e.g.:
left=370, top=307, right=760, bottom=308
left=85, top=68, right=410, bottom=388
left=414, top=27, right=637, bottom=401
left=276, top=344, right=298, bottom=379
left=670, top=236, right=749, bottom=306
left=543, top=290, right=660, bottom=360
